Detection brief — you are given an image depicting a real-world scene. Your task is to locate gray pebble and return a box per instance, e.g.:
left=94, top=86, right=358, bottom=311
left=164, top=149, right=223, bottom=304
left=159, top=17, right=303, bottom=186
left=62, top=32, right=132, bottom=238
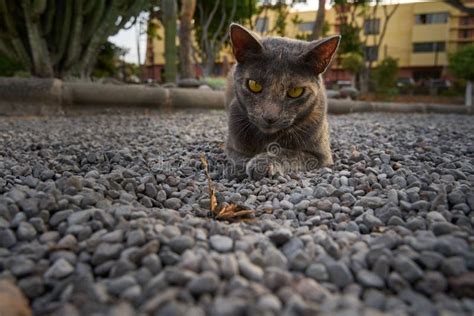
left=264, top=247, right=288, bottom=269
left=67, top=210, right=92, bottom=226
left=289, top=249, right=310, bottom=271
left=441, top=257, right=467, bottom=277
left=257, top=293, right=282, bottom=313
left=106, top=275, right=137, bottom=296
left=209, top=235, right=233, bottom=253
left=49, top=209, right=73, bottom=227
left=18, top=276, right=45, bottom=298
left=44, top=258, right=74, bottom=279
left=127, top=229, right=146, bottom=247
left=415, top=271, right=447, bottom=296
left=164, top=198, right=182, bottom=209
left=17, top=221, right=37, bottom=241
left=238, top=256, right=263, bottom=281
left=169, top=235, right=195, bottom=254
left=187, top=271, right=219, bottom=295
left=268, top=228, right=292, bottom=246
left=356, top=196, right=386, bottom=209
left=306, top=263, right=329, bottom=282
left=92, top=243, right=123, bottom=265
left=392, top=256, right=424, bottom=283
left=327, top=261, right=353, bottom=288
left=280, top=200, right=293, bottom=210
left=356, top=269, right=385, bottom=289
left=0, top=228, right=17, bottom=248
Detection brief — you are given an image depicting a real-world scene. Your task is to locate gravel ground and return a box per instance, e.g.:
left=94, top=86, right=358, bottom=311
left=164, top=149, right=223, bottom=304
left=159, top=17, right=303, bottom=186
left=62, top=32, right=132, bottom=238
left=0, top=110, right=473, bottom=316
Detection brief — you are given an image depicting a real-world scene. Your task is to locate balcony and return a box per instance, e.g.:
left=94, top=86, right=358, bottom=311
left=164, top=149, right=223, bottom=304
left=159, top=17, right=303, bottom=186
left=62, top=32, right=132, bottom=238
left=450, top=24, right=474, bottom=30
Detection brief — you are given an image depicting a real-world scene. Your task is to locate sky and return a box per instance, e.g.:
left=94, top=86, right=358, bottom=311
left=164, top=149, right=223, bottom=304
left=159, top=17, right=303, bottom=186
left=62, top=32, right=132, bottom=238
left=109, top=0, right=429, bottom=64
left=109, top=13, right=148, bottom=65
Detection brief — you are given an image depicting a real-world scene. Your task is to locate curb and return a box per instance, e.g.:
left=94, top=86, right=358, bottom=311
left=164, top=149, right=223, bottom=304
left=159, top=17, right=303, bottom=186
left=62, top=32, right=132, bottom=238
left=328, top=99, right=472, bottom=115
left=0, top=77, right=471, bottom=115
left=0, top=77, right=63, bottom=115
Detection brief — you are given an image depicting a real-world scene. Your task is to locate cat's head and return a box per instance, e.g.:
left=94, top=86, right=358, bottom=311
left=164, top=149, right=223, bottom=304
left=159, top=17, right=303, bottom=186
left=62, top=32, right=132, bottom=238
left=229, top=23, right=340, bottom=134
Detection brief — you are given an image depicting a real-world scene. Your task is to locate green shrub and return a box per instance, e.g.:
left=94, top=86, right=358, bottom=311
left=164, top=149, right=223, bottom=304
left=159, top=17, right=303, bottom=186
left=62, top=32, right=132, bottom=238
left=203, top=77, right=227, bottom=90
left=341, top=52, right=364, bottom=74
left=449, top=45, right=474, bottom=106
left=372, top=57, right=399, bottom=96
left=449, top=44, right=474, bottom=82
left=0, top=54, right=25, bottom=77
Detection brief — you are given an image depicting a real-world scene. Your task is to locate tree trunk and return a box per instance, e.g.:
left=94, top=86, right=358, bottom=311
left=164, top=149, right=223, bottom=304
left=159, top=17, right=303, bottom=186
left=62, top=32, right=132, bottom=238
left=466, top=80, right=472, bottom=107
left=179, top=0, right=196, bottom=79
left=136, top=20, right=144, bottom=81
left=162, top=0, right=178, bottom=83
left=311, top=0, right=326, bottom=40
left=359, top=67, right=369, bottom=95
left=203, top=53, right=215, bottom=77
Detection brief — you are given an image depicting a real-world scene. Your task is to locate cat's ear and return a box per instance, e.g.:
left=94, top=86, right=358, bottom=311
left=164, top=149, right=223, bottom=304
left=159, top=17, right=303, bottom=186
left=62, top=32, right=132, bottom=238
left=229, top=23, right=263, bottom=63
left=303, top=35, right=341, bottom=74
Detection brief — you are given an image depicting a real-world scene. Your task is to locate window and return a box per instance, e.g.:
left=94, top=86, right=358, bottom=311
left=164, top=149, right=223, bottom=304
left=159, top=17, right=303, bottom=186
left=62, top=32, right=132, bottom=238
left=415, top=12, right=448, bottom=24
left=365, top=46, right=379, bottom=61
left=364, top=19, right=380, bottom=35
left=298, top=22, right=314, bottom=32
left=413, top=42, right=446, bottom=53
left=459, top=29, right=474, bottom=38
left=255, top=17, right=268, bottom=33
left=460, top=16, right=474, bottom=25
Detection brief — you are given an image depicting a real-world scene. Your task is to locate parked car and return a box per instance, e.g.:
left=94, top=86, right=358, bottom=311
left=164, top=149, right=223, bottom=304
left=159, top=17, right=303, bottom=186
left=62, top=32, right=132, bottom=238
left=340, top=87, right=359, bottom=100
left=396, top=77, right=415, bottom=88
left=430, top=79, right=451, bottom=92
left=325, top=80, right=352, bottom=90
left=326, top=89, right=341, bottom=99
left=325, top=80, right=359, bottom=100
left=336, top=80, right=353, bottom=89
left=397, top=77, right=415, bottom=95
left=326, top=87, right=359, bottom=100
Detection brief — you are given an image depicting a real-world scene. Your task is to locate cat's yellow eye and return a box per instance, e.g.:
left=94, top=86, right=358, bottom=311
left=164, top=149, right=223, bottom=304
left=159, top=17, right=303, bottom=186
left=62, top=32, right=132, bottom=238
left=247, top=79, right=263, bottom=93
left=287, top=87, right=304, bottom=98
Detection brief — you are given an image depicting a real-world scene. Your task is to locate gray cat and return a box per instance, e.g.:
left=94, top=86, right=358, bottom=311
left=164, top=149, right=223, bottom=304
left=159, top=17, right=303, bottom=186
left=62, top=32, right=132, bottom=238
left=225, top=23, right=340, bottom=180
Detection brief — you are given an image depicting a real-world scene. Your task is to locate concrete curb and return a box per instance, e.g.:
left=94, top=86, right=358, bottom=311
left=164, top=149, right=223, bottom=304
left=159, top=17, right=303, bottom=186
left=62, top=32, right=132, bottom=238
left=0, top=77, right=471, bottom=115
left=0, top=77, right=63, bottom=115
left=328, top=99, right=473, bottom=115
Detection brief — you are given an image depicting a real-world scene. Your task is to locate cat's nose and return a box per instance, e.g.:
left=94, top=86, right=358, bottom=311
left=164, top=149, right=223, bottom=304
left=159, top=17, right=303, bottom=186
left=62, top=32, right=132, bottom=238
left=262, top=114, right=277, bottom=125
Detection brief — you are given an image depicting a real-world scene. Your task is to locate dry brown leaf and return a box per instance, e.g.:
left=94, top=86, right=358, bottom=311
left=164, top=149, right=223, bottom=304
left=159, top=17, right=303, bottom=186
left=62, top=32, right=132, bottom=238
left=0, top=280, right=32, bottom=316
left=209, top=188, right=218, bottom=214
left=200, top=154, right=256, bottom=222
left=263, top=208, right=273, bottom=214
left=373, top=225, right=387, bottom=233
left=200, top=154, right=218, bottom=214
left=215, top=204, right=255, bottom=221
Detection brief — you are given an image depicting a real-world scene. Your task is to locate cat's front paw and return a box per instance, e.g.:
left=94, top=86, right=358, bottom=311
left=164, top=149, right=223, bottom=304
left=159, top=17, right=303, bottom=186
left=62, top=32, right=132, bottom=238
left=223, top=160, right=247, bottom=180
left=245, top=154, right=283, bottom=180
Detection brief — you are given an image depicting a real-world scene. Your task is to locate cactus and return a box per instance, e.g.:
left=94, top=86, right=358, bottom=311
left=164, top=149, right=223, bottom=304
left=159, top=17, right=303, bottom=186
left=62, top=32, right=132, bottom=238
left=179, top=0, right=196, bottom=79
left=162, top=0, right=178, bottom=83
left=0, top=0, right=147, bottom=78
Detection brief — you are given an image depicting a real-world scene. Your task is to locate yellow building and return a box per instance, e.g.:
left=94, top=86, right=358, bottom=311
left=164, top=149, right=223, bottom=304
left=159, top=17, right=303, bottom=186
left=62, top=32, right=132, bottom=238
left=144, top=0, right=474, bottom=83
